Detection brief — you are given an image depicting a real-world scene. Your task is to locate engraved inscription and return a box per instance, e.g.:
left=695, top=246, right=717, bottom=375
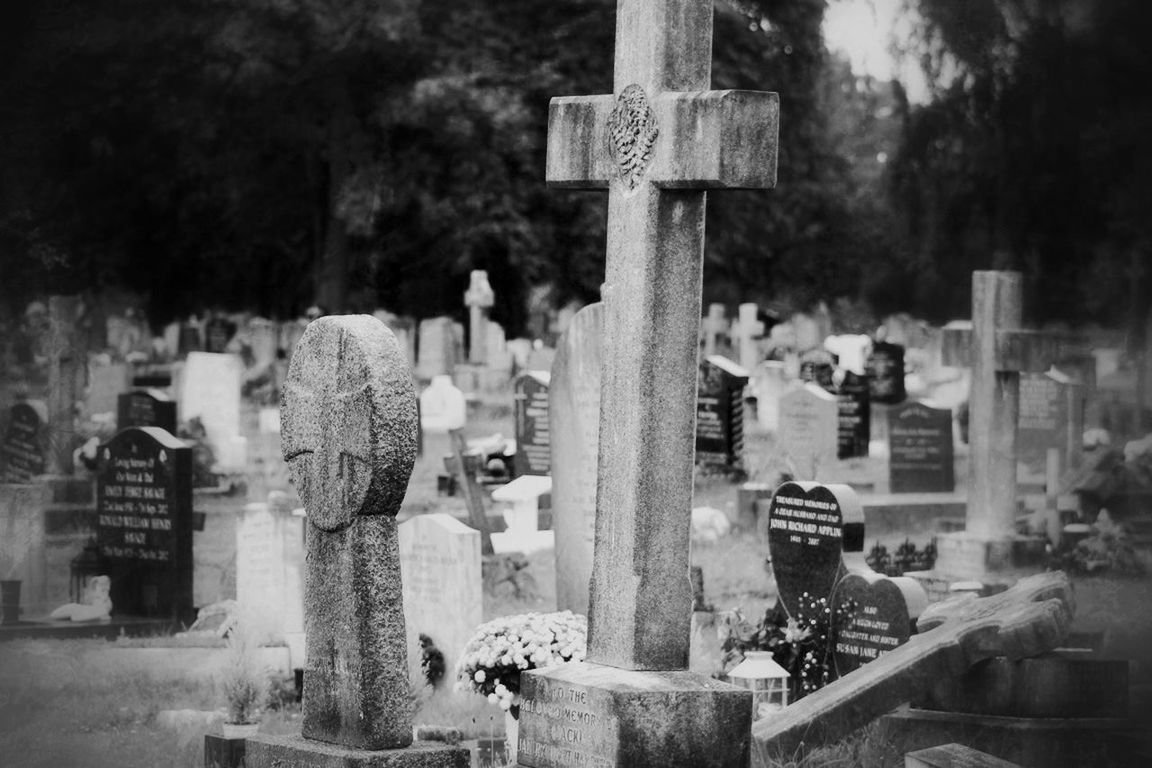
left=606, top=84, right=658, bottom=191
left=521, top=685, right=616, bottom=767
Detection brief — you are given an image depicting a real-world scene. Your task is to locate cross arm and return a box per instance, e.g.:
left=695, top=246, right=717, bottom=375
left=547, top=90, right=780, bottom=190
left=942, top=322, right=1078, bottom=372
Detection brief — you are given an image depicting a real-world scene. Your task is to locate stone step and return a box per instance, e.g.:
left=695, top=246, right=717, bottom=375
left=905, top=743, right=1021, bottom=768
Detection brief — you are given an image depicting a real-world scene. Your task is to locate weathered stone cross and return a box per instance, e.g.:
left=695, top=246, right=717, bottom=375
left=279, top=316, right=419, bottom=750
left=752, top=571, right=1074, bottom=761
left=701, top=302, right=728, bottom=358
left=940, top=271, right=1071, bottom=548
left=463, top=269, right=495, bottom=365
left=547, top=0, right=778, bottom=672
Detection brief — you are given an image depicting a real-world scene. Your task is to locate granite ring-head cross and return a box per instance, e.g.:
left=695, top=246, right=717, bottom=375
left=546, top=0, right=779, bottom=672
left=282, top=315, right=417, bottom=531
left=280, top=315, right=419, bottom=750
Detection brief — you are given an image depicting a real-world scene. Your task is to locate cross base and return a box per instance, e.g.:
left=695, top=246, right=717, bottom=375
left=519, top=663, right=752, bottom=768
left=244, top=734, right=469, bottom=768
left=906, top=531, right=1049, bottom=597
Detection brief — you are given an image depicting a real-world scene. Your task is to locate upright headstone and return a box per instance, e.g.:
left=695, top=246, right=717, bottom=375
left=766, top=481, right=864, bottom=618
left=95, top=427, right=193, bottom=620
left=87, top=362, right=131, bottom=416
left=46, top=296, right=81, bottom=475
left=247, top=316, right=466, bottom=766
left=799, top=348, right=836, bottom=389
left=1018, top=369, right=1083, bottom=475
left=832, top=370, right=870, bottom=459
left=416, top=316, right=456, bottom=380
left=753, top=361, right=789, bottom=432
left=521, top=2, right=779, bottom=764
left=701, top=303, right=728, bottom=358
left=513, top=371, right=551, bottom=477
left=419, top=375, right=466, bottom=433
left=731, top=303, right=765, bottom=371
left=550, top=303, right=603, bottom=616
left=179, top=352, right=246, bottom=469
left=937, top=271, right=1066, bottom=578
left=0, top=401, right=48, bottom=483
left=235, top=501, right=305, bottom=650
left=464, top=270, right=495, bottom=365
left=866, top=340, right=907, bottom=404
left=888, top=401, right=955, bottom=493
left=204, top=316, right=236, bottom=354
left=398, top=513, right=482, bottom=682
left=116, top=390, right=177, bottom=434
left=777, top=383, right=838, bottom=479
left=695, top=355, right=749, bottom=474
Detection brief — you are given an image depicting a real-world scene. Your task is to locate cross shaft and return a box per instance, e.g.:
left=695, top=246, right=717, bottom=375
left=546, top=0, right=778, bottom=671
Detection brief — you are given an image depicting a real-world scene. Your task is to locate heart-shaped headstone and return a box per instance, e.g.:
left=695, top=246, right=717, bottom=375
left=767, top=481, right=864, bottom=617
left=830, top=571, right=928, bottom=675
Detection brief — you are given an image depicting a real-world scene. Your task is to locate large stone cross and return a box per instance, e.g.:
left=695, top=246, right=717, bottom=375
left=280, top=315, right=419, bottom=750
left=940, top=271, right=1069, bottom=541
left=752, top=572, right=1074, bottom=761
left=548, top=0, right=779, bottom=672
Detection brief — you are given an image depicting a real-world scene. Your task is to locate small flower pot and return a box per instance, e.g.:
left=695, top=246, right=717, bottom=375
left=221, top=722, right=260, bottom=739
left=1, top=580, right=21, bottom=625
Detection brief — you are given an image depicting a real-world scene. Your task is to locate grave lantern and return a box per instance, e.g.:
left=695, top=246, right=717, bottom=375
left=728, top=651, right=791, bottom=718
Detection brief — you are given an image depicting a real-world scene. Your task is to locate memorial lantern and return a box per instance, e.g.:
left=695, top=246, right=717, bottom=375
left=728, top=651, right=791, bottom=717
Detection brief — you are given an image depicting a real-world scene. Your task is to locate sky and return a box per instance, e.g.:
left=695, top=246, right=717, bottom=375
left=822, top=0, right=930, bottom=102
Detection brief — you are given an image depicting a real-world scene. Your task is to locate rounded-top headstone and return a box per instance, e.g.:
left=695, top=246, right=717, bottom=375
left=767, top=481, right=863, bottom=618
left=281, top=315, right=417, bottom=532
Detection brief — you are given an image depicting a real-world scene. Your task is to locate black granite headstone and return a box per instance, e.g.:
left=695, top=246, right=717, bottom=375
left=799, top=349, right=836, bottom=389
left=116, top=390, right=177, bottom=434
left=513, top=371, right=550, bottom=476
left=0, top=401, right=48, bottom=483
left=96, top=427, right=193, bottom=622
left=888, top=401, right=955, bottom=493
left=831, top=572, right=920, bottom=675
left=767, top=481, right=864, bottom=618
left=204, top=318, right=237, bottom=354
left=866, top=341, right=906, bottom=404
left=695, top=355, right=750, bottom=473
left=832, top=370, right=870, bottom=459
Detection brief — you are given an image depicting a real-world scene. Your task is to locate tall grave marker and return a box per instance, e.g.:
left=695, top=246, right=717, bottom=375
left=520, top=2, right=779, bottom=764
left=936, top=271, right=1067, bottom=579
left=695, top=355, right=749, bottom=475
left=46, top=296, right=82, bottom=475
left=701, top=303, right=727, bottom=358
left=777, top=383, right=839, bottom=479
left=246, top=315, right=466, bottom=767
left=550, top=302, right=603, bottom=615
left=464, top=270, right=495, bottom=365
left=731, top=303, right=764, bottom=371
left=95, top=427, right=193, bottom=621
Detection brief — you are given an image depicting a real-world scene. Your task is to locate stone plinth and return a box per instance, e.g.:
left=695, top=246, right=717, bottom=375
left=519, top=662, right=751, bottom=768
left=929, top=530, right=1047, bottom=583
left=245, top=735, right=468, bottom=768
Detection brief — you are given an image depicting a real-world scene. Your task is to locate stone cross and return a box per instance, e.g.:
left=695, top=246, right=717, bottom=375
left=752, top=571, right=1074, bottom=761
left=46, top=295, right=81, bottom=476
left=547, top=0, right=778, bottom=671
left=940, top=271, right=1066, bottom=540
left=731, top=302, right=765, bottom=371
left=280, top=315, right=419, bottom=750
left=701, top=302, right=727, bottom=358
left=463, top=270, right=495, bottom=365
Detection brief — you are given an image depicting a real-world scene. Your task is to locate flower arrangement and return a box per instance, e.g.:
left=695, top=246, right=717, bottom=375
left=719, top=592, right=857, bottom=701
left=456, top=611, right=587, bottom=717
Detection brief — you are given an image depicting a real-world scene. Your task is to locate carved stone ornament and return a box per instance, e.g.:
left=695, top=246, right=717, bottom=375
left=606, top=84, right=658, bottom=191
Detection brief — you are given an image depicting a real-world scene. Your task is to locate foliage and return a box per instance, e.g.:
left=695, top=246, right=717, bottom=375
left=719, top=592, right=856, bottom=701
left=887, top=0, right=1152, bottom=326
left=455, top=611, right=586, bottom=716
left=219, top=619, right=271, bottom=724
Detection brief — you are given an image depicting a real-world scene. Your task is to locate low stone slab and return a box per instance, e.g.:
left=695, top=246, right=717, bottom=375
left=244, top=734, right=469, bottom=768
left=752, top=572, right=1073, bottom=762
left=905, top=742, right=1021, bottom=768
left=519, top=662, right=751, bottom=768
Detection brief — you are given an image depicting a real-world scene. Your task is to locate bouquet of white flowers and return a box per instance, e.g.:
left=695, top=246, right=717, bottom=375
left=456, top=611, right=587, bottom=717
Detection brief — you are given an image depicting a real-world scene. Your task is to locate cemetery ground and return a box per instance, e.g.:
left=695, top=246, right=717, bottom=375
left=2, top=400, right=1152, bottom=767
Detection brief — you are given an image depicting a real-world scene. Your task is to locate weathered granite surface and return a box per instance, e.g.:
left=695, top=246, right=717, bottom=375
left=519, top=662, right=752, bottom=768
left=245, top=735, right=468, bottom=768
